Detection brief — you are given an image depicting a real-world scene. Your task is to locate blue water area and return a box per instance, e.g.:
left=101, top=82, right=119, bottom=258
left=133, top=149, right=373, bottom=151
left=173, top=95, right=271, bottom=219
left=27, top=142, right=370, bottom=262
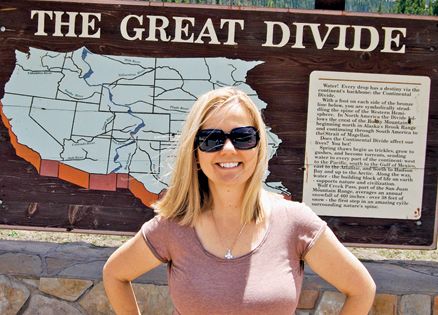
left=132, top=122, right=145, bottom=134
left=84, top=69, right=93, bottom=80
left=81, top=48, right=89, bottom=59
left=111, top=140, right=136, bottom=173
left=126, top=109, right=146, bottom=135
left=81, top=48, right=94, bottom=79
left=83, top=68, right=94, bottom=79
left=108, top=89, right=114, bottom=102
left=111, top=165, right=122, bottom=173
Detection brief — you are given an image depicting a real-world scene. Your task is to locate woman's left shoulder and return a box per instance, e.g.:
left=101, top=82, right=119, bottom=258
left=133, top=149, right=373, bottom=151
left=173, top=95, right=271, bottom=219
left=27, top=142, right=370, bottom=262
left=268, top=195, right=312, bottom=215
left=266, top=195, right=328, bottom=258
left=268, top=196, right=325, bottom=227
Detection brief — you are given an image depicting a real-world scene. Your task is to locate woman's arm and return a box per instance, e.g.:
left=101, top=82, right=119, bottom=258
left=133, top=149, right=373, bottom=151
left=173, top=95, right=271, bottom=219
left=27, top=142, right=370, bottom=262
left=304, top=228, right=376, bottom=314
left=103, top=231, right=162, bottom=315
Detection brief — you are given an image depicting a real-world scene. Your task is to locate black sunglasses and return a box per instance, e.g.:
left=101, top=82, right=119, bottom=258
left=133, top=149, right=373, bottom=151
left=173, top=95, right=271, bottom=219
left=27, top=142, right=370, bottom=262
left=195, top=126, right=260, bottom=152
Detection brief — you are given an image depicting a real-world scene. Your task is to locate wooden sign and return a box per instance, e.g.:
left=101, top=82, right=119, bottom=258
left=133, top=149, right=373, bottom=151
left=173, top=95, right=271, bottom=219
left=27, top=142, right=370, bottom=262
left=0, top=0, right=437, bottom=248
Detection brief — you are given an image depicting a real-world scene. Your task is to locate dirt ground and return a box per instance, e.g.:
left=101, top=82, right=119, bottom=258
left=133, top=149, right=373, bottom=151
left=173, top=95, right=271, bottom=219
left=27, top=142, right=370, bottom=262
left=0, top=228, right=437, bottom=261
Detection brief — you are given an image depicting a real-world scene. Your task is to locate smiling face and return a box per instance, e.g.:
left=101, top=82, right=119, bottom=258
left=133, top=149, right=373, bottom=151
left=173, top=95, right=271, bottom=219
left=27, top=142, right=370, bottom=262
left=196, top=100, right=259, bottom=193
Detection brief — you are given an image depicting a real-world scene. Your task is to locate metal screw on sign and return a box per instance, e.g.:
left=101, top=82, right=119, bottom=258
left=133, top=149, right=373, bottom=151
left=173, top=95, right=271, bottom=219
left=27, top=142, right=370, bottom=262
left=0, top=26, right=5, bottom=32
left=414, top=208, right=421, bottom=219
left=0, top=200, right=3, bottom=205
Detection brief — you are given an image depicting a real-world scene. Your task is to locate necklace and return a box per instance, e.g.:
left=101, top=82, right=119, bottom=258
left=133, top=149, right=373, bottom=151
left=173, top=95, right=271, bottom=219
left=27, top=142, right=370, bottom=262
left=211, top=212, right=247, bottom=260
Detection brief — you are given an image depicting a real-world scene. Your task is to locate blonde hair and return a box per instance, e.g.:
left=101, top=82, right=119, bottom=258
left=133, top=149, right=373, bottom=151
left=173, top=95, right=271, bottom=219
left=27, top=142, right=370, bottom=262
left=153, top=87, right=269, bottom=226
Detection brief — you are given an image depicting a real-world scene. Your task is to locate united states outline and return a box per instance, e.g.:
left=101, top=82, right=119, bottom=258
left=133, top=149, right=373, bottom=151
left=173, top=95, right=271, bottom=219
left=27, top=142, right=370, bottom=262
left=0, top=47, right=286, bottom=207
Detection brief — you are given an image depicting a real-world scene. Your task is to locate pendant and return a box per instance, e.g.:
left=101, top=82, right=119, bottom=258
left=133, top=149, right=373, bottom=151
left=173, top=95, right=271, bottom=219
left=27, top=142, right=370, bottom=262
left=224, top=249, right=234, bottom=259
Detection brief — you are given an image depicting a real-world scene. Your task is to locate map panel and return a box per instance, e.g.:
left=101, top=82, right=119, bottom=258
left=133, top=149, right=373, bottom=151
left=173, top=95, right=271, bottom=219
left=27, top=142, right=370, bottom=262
left=72, top=102, right=114, bottom=138
left=0, top=47, right=286, bottom=205
left=61, top=136, right=112, bottom=174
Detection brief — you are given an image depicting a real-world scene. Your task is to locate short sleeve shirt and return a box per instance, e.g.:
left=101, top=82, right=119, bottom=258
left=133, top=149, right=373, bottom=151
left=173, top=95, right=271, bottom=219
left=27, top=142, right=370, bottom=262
left=141, top=198, right=326, bottom=315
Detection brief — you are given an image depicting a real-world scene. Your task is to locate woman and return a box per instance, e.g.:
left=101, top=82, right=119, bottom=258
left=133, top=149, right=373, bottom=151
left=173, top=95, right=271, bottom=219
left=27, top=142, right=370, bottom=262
left=103, top=87, right=376, bottom=314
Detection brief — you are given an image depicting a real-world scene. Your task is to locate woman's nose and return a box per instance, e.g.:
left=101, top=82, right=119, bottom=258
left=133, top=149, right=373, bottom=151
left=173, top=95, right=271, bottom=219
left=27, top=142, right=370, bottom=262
left=221, top=138, right=237, bottom=152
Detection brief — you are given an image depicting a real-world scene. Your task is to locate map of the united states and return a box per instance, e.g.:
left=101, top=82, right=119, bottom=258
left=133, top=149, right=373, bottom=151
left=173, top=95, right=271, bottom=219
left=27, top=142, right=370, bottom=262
left=0, top=47, right=286, bottom=206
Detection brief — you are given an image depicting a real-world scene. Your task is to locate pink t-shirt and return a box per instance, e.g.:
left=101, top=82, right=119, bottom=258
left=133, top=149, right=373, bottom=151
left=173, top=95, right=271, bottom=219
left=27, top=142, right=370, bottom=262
left=141, top=198, right=326, bottom=315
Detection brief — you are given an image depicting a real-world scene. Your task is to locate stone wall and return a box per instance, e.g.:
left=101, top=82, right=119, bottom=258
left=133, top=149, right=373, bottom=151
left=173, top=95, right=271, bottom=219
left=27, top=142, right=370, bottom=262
left=0, top=240, right=437, bottom=315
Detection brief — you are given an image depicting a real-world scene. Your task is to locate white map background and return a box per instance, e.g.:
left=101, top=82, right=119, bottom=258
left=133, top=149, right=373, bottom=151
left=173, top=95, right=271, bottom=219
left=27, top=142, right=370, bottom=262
left=1, top=47, right=287, bottom=197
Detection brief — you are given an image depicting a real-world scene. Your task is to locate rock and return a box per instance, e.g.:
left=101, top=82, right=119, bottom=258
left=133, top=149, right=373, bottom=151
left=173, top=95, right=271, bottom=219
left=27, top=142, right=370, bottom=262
left=370, top=293, right=397, bottom=315
left=48, top=243, right=114, bottom=261
left=45, top=243, right=114, bottom=280
left=79, top=281, right=114, bottom=315
left=39, top=277, right=93, bottom=301
left=0, top=240, right=55, bottom=255
left=298, top=289, right=319, bottom=309
left=0, top=275, right=30, bottom=315
left=365, top=262, right=438, bottom=294
left=433, top=296, right=438, bottom=315
left=79, top=281, right=173, bottom=315
left=136, top=264, right=168, bottom=285
left=19, top=277, right=40, bottom=287
left=314, top=291, right=345, bottom=315
left=59, top=261, right=106, bottom=280
left=399, top=294, right=431, bottom=315
left=133, top=283, right=173, bottom=315
left=46, top=257, right=74, bottom=276
left=0, top=253, right=42, bottom=275
left=23, top=294, right=83, bottom=315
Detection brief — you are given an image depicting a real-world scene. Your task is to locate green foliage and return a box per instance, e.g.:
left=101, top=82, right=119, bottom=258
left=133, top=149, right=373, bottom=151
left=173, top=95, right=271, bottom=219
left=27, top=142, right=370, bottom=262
left=396, top=0, right=428, bottom=14
left=394, top=0, right=438, bottom=15
left=7, top=230, right=18, bottom=237
left=155, top=0, right=437, bottom=14
left=432, top=0, right=438, bottom=14
left=345, top=0, right=396, bottom=13
left=154, top=0, right=312, bottom=9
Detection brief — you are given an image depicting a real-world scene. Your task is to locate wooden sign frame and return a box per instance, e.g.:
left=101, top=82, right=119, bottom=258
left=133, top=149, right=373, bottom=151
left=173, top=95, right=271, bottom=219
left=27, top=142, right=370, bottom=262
left=0, top=0, right=437, bottom=248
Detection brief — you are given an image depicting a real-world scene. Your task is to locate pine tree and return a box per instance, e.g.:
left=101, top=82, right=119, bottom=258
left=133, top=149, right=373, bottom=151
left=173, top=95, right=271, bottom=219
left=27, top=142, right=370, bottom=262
left=396, top=0, right=428, bottom=14
left=432, top=0, right=438, bottom=15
